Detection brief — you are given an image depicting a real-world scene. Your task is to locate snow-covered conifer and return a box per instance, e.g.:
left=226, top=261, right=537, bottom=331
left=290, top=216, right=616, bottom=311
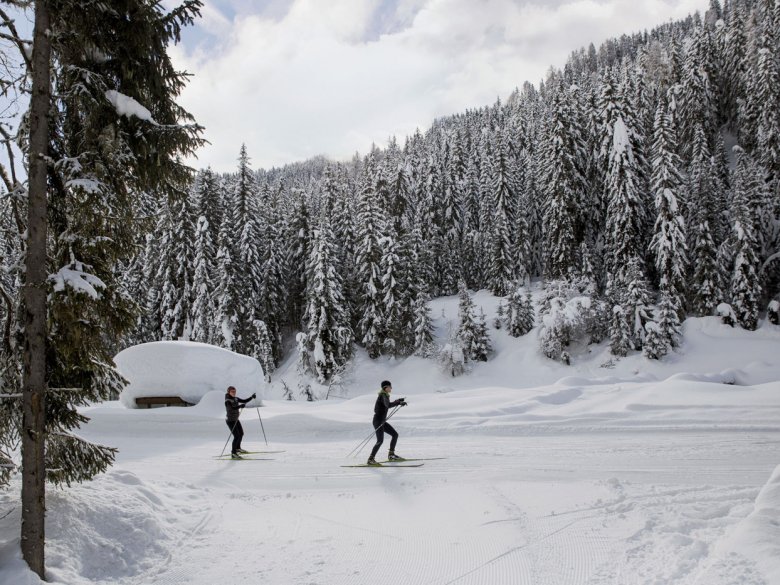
left=355, top=154, right=386, bottom=358
left=624, top=259, right=653, bottom=349
left=412, top=290, right=435, bottom=358
left=650, top=100, right=688, bottom=314
left=194, top=168, right=223, bottom=247
left=605, top=116, right=644, bottom=292
left=299, top=212, right=354, bottom=382
left=190, top=216, right=216, bottom=344
left=214, top=245, right=239, bottom=350
left=380, top=235, right=407, bottom=356
left=729, top=147, right=762, bottom=330
left=642, top=321, right=667, bottom=360
left=486, top=129, right=517, bottom=296
left=471, top=308, right=492, bottom=362
left=609, top=304, right=632, bottom=357
left=504, top=285, right=534, bottom=337
left=655, top=291, right=682, bottom=351
left=542, top=84, right=587, bottom=279
left=251, top=320, right=274, bottom=383
left=456, top=280, right=478, bottom=361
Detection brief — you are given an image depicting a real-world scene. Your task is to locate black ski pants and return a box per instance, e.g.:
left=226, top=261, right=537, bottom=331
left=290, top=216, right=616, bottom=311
left=369, top=418, right=398, bottom=459
left=226, top=419, right=244, bottom=453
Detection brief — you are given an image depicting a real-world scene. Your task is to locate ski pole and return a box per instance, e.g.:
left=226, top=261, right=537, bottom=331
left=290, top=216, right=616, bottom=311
left=220, top=412, right=242, bottom=457
left=347, top=405, right=402, bottom=458
left=256, top=407, right=268, bottom=446
left=349, top=406, right=400, bottom=458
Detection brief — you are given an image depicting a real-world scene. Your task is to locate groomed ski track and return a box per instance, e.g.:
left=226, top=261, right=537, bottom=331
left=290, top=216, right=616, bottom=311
left=54, top=429, right=779, bottom=585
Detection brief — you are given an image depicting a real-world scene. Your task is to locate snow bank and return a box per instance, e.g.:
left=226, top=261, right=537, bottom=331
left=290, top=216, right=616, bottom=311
left=697, top=464, right=780, bottom=584
left=116, top=341, right=265, bottom=408
left=0, top=470, right=206, bottom=585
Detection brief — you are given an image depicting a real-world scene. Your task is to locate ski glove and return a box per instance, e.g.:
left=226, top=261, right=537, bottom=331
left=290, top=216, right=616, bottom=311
left=251, top=393, right=257, bottom=399
left=399, top=399, right=408, bottom=406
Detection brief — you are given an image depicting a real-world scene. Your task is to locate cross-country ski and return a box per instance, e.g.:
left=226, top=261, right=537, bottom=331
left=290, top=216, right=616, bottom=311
left=340, top=463, right=424, bottom=468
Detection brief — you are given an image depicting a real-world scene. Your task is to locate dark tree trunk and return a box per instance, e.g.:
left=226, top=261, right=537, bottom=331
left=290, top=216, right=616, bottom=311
left=22, top=0, right=51, bottom=578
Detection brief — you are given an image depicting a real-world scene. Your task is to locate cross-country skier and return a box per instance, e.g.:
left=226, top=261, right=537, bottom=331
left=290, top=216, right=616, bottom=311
left=225, top=386, right=256, bottom=459
left=367, top=380, right=407, bottom=465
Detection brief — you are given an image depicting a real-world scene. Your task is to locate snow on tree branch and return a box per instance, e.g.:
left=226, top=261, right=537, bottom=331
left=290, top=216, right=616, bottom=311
left=105, top=90, right=158, bottom=125
left=49, top=261, right=106, bottom=299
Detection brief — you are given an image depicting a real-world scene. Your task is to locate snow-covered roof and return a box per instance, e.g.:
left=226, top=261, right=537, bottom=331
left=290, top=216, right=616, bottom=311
left=115, top=341, right=265, bottom=408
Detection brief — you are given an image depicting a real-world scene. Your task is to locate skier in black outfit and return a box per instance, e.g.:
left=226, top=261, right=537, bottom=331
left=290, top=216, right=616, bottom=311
left=367, top=380, right=407, bottom=465
left=225, top=386, right=256, bottom=459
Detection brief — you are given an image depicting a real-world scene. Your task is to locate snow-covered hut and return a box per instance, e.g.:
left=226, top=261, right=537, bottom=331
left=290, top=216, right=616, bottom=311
left=115, top=341, right=265, bottom=408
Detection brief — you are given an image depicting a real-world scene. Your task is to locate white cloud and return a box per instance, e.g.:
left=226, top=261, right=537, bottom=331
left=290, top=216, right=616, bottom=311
left=171, top=0, right=710, bottom=172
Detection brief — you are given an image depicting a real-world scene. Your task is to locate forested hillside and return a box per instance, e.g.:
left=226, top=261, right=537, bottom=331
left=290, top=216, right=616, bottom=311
left=122, top=0, right=780, bottom=381
left=82, top=1, right=780, bottom=381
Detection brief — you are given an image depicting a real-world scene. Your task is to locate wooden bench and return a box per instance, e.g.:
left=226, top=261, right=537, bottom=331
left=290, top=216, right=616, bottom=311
left=135, top=396, right=193, bottom=408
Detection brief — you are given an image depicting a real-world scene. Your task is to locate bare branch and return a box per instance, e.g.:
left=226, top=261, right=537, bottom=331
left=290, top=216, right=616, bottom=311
left=0, top=6, right=32, bottom=72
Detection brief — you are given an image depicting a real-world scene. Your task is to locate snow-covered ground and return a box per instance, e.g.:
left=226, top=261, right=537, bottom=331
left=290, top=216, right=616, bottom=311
left=1, top=291, right=779, bottom=585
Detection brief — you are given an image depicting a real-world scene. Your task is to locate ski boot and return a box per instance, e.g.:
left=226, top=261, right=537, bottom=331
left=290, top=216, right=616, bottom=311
left=366, top=457, right=381, bottom=466
left=387, top=451, right=404, bottom=461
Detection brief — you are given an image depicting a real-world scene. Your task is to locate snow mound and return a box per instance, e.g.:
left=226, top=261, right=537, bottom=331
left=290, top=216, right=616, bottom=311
left=116, top=341, right=265, bottom=408
left=696, top=465, right=780, bottom=584
left=43, top=470, right=209, bottom=584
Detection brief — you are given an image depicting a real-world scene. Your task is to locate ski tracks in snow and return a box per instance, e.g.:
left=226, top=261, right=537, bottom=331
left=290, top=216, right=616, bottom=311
left=429, top=479, right=761, bottom=585
left=435, top=483, right=616, bottom=585
left=591, top=481, right=761, bottom=585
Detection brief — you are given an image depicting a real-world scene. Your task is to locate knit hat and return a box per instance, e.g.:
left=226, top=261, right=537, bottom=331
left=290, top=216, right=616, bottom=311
left=380, top=380, right=392, bottom=390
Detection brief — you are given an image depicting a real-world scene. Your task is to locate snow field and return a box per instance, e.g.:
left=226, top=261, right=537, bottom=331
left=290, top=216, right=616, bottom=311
left=3, top=373, right=780, bottom=585
left=1, top=303, right=779, bottom=585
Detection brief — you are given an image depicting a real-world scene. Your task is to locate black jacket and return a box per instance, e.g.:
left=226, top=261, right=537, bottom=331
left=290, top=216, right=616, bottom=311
left=225, top=393, right=251, bottom=422
left=373, top=391, right=402, bottom=422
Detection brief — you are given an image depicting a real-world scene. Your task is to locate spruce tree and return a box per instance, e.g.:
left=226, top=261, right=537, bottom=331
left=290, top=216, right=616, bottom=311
left=379, top=234, right=408, bottom=356
left=287, top=197, right=312, bottom=329
left=355, top=154, right=386, bottom=358
left=729, top=147, right=763, bottom=330
left=642, top=320, right=668, bottom=360
left=300, top=214, right=353, bottom=383
left=190, top=216, right=216, bottom=344
left=412, top=290, right=435, bottom=358
left=1, top=1, right=204, bottom=575
left=678, top=26, right=716, bottom=161
left=605, top=116, right=645, bottom=291
left=542, top=85, right=587, bottom=279
left=609, top=304, right=632, bottom=357
left=649, top=100, right=688, bottom=316
left=624, top=259, right=653, bottom=349
left=214, top=244, right=240, bottom=349
left=250, top=320, right=275, bottom=382
left=194, top=167, right=223, bottom=247
left=688, top=125, right=724, bottom=315
left=504, top=285, right=534, bottom=337
left=486, top=129, right=516, bottom=296
left=471, top=308, right=493, bottom=362
left=257, top=195, right=287, bottom=366
left=456, top=280, right=478, bottom=361
left=232, top=146, right=264, bottom=354
left=655, top=291, right=682, bottom=353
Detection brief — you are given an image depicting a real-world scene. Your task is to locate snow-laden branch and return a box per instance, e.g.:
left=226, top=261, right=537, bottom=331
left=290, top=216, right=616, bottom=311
left=105, top=90, right=158, bottom=125
left=65, top=178, right=103, bottom=194
left=761, top=251, right=780, bottom=272
left=49, top=260, right=106, bottom=299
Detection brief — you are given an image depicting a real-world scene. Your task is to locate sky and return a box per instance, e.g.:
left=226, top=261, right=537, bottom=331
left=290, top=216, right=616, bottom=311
left=166, top=0, right=713, bottom=173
